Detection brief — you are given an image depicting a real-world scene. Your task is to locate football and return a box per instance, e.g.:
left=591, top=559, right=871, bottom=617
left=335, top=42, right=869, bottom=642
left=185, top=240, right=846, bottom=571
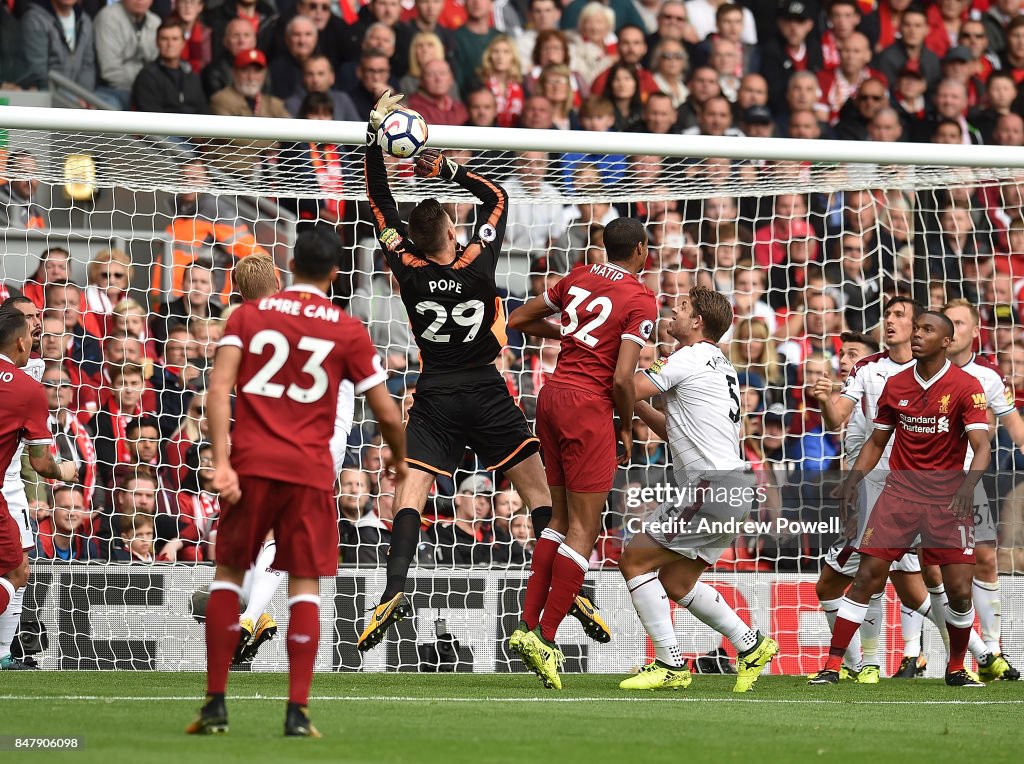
left=377, top=107, right=429, bottom=158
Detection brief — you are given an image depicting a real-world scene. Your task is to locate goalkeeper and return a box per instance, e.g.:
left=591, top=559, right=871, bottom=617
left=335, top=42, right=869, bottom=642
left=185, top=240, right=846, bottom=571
left=358, top=94, right=608, bottom=651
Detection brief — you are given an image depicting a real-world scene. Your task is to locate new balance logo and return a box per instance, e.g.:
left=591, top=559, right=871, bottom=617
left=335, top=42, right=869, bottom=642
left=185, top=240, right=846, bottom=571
left=289, top=634, right=313, bottom=644
left=898, top=399, right=909, bottom=406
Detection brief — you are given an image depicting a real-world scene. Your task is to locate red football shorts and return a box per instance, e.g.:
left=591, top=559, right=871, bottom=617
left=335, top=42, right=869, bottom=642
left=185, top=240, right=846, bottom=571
left=858, top=488, right=976, bottom=566
left=216, top=475, right=339, bottom=578
left=0, top=502, right=24, bottom=575
left=536, top=384, right=616, bottom=493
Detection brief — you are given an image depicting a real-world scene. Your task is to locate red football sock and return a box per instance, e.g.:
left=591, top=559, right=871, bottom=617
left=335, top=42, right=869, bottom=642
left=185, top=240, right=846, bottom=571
left=539, top=546, right=588, bottom=643
left=205, top=584, right=242, bottom=695
left=825, top=615, right=863, bottom=672
left=521, top=529, right=563, bottom=629
left=287, top=597, right=320, bottom=706
left=946, top=624, right=971, bottom=673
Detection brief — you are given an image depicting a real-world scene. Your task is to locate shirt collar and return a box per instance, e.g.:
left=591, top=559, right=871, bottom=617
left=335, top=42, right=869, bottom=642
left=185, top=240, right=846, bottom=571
left=283, top=284, right=327, bottom=298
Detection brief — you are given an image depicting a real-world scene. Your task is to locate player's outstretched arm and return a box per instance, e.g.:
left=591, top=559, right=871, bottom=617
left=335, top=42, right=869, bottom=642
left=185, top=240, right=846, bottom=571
left=415, top=148, right=509, bottom=248
left=508, top=295, right=562, bottom=340
left=208, top=345, right=242, bottom=505
left=364, top=91, right=407, bottom=238
left=364, top=382, right=408, bottom=485
left=27, top=444, right=77, bottom=484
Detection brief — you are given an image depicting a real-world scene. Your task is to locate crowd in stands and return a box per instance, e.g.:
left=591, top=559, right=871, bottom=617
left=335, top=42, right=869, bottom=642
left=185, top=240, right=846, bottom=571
left=4, top=0, right=1024, bottom=571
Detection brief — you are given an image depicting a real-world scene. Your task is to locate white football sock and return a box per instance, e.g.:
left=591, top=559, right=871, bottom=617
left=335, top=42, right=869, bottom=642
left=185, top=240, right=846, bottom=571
left=0, top=585, right=24, bottom=657
left=820, top=596, right=863, bottom=669
left=241, top=540, right=284, bottom=622
left=680, top=581, right=758, bottom=654
left=900, top=604, right=923, bottom=658
left=972, top=578, right=1001, bottom=654
left=626, top=573, right=685, bottom=668
left=926, top=585, right=951, bottom=657
left=860, top=593, right=883, bottom=667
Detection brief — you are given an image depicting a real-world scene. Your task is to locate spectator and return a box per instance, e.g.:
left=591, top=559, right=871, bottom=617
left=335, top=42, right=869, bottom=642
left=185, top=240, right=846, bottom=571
left=818, top=32, right=883, bottom=125
left=686, top=0, right=757, bottom=47
left=45, top=282, right=102, bottom=377
left=110, top=511, right=156, bottom=562
left=761, top=0, right=821, bottom=116
left=525, top=29, right=586, bottom=103
left=972, top=71, right=1018, bottom=144
left=519, top=93, right=556, bottom=128
left=338, top=468, right=389, bottom=565
left=683, top=93, right=742, bottom=136
left=172, top=0, right=212, bottom=74
left=708, top=37, right=744, bottom=101
left=561, top=0, right=645, bottom=33
left=348, top=264, right=418, bottom=372
left=924, top=0, right=967, bottom=60
left=347, top=0, right=413, bottom=77
left=42, top=363, right=98, bottom=506
left=993, top=113, right=1024, bottom=147
left=204, top=0, right=278, bottom=61
left=731, top=265, right=778, bottom=335
left=787, top=353, right=840, bottom=471
left=729, top=317, right=784, bottom=388
left=940, top=45, right=983, bottom=108
left=872, top=5, right=940, bottom=93
left=405, top=0, right=458, bottom=57
left=208, top=49, right=290, bottom=180
left=94, top=0, right=160, bottom=109
left=638, top=90, right=679, bottom=133
left=867, top=106, right=904, bottom=141
left=201, top=17, right=265, bottom=97
left=82, top=248, right=132, bottom=339
left=454, top=0, right=499, bottom=89
left=517, top=0, right=562, bottom=64
left=284, top=54, right=360, bottom=120
left=464, top=84, right=499, bottom=127
left=591, top=24, right=659, bottom=95
left=958, top=19, right=997, bottom=82
left=502, top=152, right=567, bottom=254
left=535, top=62, right=577, bottom=128
left=834, top=76, right=889, bottom=140
left=677, top=65, right=722, bottom=129
left=399, top=31, right=447, bottom=96
left=649, top=38, right=689, bottom=108
left=924, top=78, right=981, bottom=144
left=778, top=290, right=844, bottom=368
left=168, top=442, right=220, bottom=561
left=563, top=98, right=626, bottom=190
left=893, top=65, right=928, bottom=124
left=820, top=0, right=862, bottom=72
left=348, top=48, right=392, bottom=115
left=753, top=193, right=809, bottom=266
left=827, top=231, right=884, bottom=332
left=407, top=58, right=468, bottom=125
left=573, top=3, right=617, bottom=87
left=22, top=0, right=97, bottom=92
left=165, top=388, right=207, bottom=487
left=431, top=475, right=494, bottom=566
left=787, top=108, right=823, bottom=139
left=7, top=247, right=69, bottom=309
left=0, top=0, right=21, bottom=89
left=741, top=104, right=775, bottom=137
left=34, top=485, right=99, bottom=561
left=602, top=61, right=643, bottom=130
left=983, top=0, right=1021, bottom=57
left=766, top=219, right=819, bottom=310
left=476, top=34, right=525, bottom=127
left=288, top=0, right=348, bottom=65
left=269, top=13, right=318, bottom=100
left=89, top=364, right=148, bottom=488
left=0, top=152, right=47, bottom=231
left=131, top=18, right=209, bottom=114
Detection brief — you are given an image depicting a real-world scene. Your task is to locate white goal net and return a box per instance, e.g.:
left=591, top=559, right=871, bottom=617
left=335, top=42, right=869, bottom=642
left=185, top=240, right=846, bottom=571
left=2, top=107, right=1024, bottom=676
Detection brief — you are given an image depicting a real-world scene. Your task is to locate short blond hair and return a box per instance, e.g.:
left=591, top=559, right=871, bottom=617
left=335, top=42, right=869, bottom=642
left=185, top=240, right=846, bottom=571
left=943, top=297, right=980, bottom=326
left=88, top=248, right=132, bottom=285
left=234, top=254, right=278, bottom=301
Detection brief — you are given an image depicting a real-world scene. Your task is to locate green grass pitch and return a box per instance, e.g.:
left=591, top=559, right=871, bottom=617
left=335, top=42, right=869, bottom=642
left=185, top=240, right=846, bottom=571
left=3, top=672, right=1022, bottom=764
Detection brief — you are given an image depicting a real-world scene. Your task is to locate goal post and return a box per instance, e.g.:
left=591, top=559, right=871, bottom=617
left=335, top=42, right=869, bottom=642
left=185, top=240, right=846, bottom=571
left=2, top=104, right=1023, bottom=675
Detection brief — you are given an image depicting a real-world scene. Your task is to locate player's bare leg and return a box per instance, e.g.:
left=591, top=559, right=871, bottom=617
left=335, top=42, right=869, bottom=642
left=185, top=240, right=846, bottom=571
left=809, top=554, right=890, bottom=685
left=0, top=551, right=35, bottom=670
left=357, top=468, right=433, bottom=652
left=187, top=564, right=246, bottom=735
left=509, top=458, right=610, bottom=644
left=814, top=566, right=865, bottom=677
left=283, top=576, right=322, bottom=737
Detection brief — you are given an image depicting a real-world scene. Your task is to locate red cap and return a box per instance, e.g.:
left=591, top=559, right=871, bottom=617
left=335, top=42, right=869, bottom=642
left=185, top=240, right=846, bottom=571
left=234, top=49, right=267, bottom=69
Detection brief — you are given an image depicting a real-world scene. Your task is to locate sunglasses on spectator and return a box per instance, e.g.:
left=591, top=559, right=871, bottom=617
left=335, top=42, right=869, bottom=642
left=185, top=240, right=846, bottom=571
left=100, top=271, right=128, bottom=281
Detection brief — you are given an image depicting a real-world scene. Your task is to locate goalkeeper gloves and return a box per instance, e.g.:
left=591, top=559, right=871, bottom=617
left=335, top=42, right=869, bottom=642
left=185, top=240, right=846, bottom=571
left=414, top=148, right=458, bottom=181
left=366, top=89, right=405, bottom=146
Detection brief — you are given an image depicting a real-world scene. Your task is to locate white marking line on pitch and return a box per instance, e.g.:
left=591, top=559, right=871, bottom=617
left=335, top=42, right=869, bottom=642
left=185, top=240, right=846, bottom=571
left=2, top=695, right=1022, bottom=706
